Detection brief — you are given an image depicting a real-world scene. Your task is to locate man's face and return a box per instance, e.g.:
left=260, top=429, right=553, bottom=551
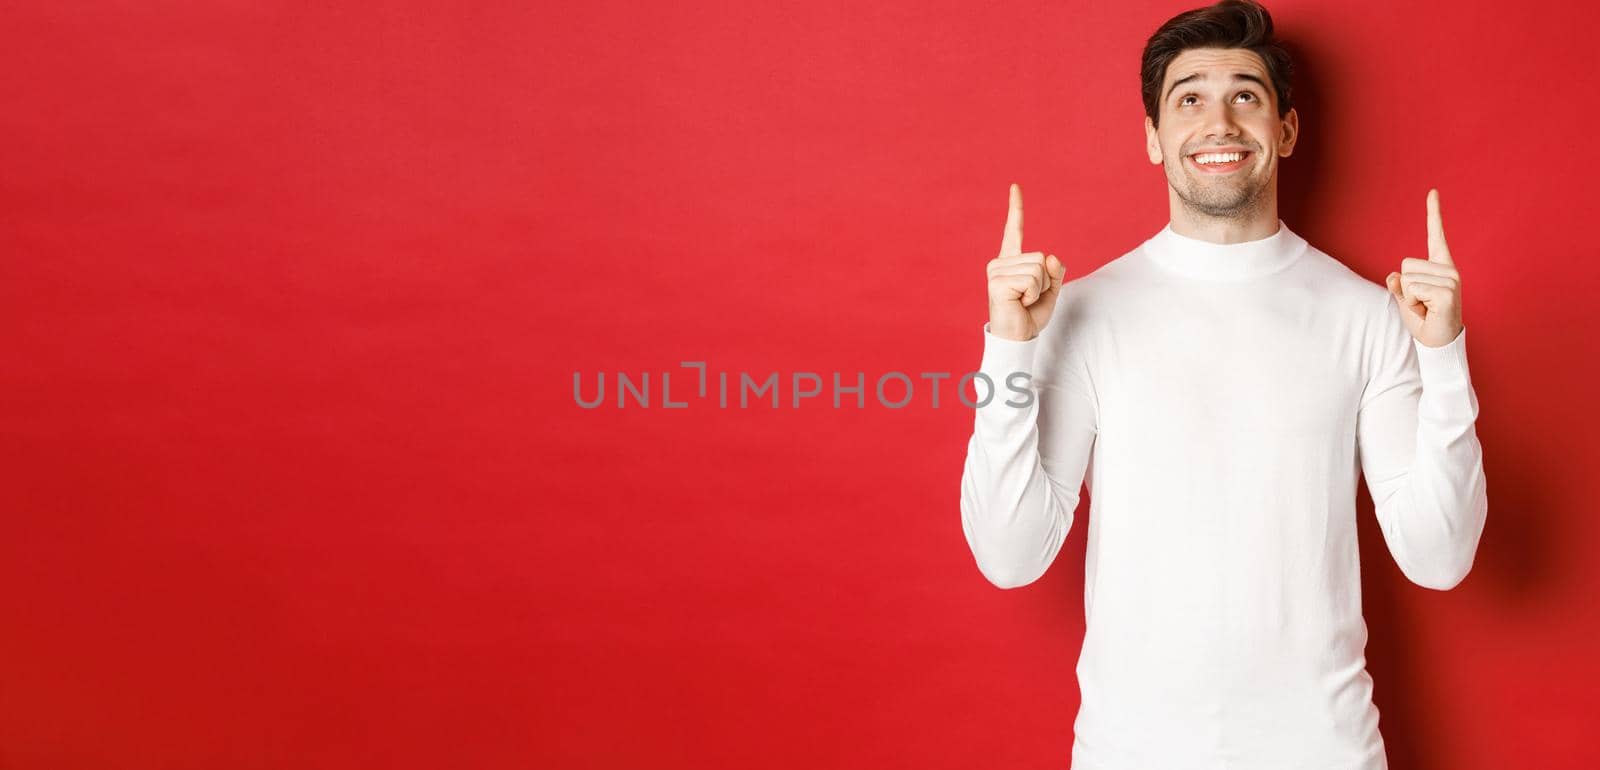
left=1144, top=47, right=1298, bottom=219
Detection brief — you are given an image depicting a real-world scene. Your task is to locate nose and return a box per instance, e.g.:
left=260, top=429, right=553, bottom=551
left=1200, top=99, right=1242, bottom=142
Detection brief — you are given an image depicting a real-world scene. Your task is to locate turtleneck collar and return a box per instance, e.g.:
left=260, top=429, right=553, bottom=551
left=1142, top=218, right=1308, bottom=281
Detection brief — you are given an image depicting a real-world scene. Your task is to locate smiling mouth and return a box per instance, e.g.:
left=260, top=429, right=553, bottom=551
left=1188, top=150, right=1252, bottom=173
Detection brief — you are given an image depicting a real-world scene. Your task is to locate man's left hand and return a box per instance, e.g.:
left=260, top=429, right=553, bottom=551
left=1386, top=188, right=1465, bottom=347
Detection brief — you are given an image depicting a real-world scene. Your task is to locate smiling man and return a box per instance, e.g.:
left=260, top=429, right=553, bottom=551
left=958, top=1, right=1488, bottom=768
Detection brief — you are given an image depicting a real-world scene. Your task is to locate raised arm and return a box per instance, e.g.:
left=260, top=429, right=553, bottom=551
left=958, top=184, right=1098, bottom=589
left=1358, top=189, right=1489, bottom=590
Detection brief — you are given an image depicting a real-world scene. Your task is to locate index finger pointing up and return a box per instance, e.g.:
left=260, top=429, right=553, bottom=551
left=1427, top=188, right=1454, bottom=265
left=1000, top=183, right=1023, bottom=257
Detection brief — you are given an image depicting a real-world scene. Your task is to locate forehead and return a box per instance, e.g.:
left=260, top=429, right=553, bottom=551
left=1163, top=47, right=1269, bottom=88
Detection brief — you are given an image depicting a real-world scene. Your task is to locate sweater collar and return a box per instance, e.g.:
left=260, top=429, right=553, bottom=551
left=1142, top=219, right=1307, bottom=281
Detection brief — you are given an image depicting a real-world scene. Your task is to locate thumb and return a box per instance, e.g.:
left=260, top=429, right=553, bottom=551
left=1385, top=271, right=1403, bottom=301
left=1045, top=254, right=1064, bottom=290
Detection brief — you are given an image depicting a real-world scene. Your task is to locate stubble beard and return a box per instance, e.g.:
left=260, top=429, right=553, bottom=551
left=1168, top=153, right=1269, bottom=220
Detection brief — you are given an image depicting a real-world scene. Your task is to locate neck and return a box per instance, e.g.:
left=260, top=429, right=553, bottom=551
left=1166, top=180, right=1281, bottom=244
left=1142, top=216, right=1307, bottom=282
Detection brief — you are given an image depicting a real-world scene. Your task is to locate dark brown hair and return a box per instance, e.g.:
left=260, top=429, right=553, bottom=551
left=1140, top=0, right=1294, bottom=127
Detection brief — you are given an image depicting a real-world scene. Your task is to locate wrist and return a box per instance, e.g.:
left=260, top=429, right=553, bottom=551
left=987, top=320, right=1035, bottom=342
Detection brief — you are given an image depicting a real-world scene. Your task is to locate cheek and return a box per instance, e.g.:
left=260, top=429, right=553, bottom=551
left=1157, top=134, right=1183, bottom=161
left=1251, top=121, right=1283, bottom=149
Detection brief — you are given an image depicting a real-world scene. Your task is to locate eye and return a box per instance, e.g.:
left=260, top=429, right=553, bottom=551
left=1237, top=91, right=1258, bottom=103
left=1180, top=94, right=1198, bottom=106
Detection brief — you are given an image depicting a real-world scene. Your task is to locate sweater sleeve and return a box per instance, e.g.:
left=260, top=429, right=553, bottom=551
left=1356, top=292, right=1489, bottom=591
left=958, top=318, right=1099, bottom=589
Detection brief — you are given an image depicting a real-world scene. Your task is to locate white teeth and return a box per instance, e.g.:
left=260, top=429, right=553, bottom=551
left=1194, top=152, right=1245, bottom=165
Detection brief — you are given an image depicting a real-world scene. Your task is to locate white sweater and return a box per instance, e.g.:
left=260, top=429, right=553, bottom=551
left=959, top=220, right=1488, bottom=770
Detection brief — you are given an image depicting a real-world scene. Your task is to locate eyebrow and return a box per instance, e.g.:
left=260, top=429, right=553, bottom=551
left=1165, top=72, right=1269, bottom=101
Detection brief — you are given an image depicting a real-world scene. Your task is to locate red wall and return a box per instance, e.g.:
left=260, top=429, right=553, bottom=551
left=3, top=1, right=1597, bottom=767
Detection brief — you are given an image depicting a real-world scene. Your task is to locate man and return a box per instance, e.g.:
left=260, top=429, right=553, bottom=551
left=957, top=0, right=1488, bottom=767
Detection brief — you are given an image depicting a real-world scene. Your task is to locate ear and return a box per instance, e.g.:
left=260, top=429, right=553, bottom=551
left=1144, top=115, right=1163, bottom=165
left=1277, top=107, right=1299, bottom=158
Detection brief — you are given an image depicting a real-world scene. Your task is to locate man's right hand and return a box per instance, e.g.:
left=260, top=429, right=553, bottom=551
left=986, top=183, right=1065, bottom=341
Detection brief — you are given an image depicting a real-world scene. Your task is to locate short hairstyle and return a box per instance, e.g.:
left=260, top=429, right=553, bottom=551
left=1140, top=0, right=1295, bottom=128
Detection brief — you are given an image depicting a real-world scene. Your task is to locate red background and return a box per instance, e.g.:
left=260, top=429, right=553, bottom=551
left=3, top=1, right=1597, bottom=767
